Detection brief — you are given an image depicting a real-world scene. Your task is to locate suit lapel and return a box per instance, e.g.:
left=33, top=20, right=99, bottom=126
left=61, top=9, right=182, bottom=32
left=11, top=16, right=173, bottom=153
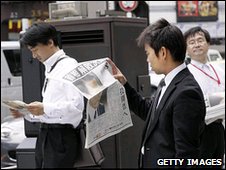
left=144, top=84, right=176, bottom=140
left=143, top=68, right=190, bottom=142
left=157, top=84, right=176, bottom=113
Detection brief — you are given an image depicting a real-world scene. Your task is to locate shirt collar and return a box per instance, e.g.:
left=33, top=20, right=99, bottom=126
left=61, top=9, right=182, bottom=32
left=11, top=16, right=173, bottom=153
left=164, top=63, right=186, bottom=87
left=190, top=59, right=210, bottom=70
left=43, top=49, right=65, bottom=72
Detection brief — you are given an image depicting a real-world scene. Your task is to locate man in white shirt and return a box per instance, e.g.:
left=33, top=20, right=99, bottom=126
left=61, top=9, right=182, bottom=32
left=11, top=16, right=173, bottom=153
left=11, top=22, right=84, bottom=168
left=184, top=26, right=225, bottom=168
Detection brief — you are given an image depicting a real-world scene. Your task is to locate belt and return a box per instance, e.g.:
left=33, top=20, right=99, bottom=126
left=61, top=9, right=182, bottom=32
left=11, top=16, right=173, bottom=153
left=40, top=123, right=74, bottom=129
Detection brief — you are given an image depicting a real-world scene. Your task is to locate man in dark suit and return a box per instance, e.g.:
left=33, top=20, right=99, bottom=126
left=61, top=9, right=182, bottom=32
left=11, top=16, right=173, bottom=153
left=108, top=18, right=206, bottom=168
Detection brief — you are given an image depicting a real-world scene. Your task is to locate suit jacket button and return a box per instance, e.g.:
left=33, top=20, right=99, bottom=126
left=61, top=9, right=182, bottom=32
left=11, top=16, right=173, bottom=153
left=146, top=148, right=150, bottom=151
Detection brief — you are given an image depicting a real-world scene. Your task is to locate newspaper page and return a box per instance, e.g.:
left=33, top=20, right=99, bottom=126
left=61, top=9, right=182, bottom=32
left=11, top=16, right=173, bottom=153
left=55, top=58, right=133, bottom=148
left=85, top=81, right=132, bottom=148
left=1, top=100, right=29, bottom=116
left=205, top=92, right=225, bottom=125
left=2, top=100, right=28, bottom=110
left=1, top=100, right=41, bottom=122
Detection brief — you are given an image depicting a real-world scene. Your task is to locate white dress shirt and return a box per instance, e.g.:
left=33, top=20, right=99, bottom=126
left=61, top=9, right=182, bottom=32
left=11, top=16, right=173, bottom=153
left=187, top=60, right=225, bottom=96
left=26, top=50, right=84, bottom=128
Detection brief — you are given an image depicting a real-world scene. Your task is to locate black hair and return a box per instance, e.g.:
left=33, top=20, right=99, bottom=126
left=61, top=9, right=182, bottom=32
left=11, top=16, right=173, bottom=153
left=137, top=18, right=186, bottom=63
left=20, top=22, right=59, bottom=48
left=183, top=26, right=211, bottom=44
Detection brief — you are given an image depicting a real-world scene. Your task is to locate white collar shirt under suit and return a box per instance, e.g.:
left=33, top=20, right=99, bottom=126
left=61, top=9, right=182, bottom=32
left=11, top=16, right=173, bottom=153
left=27, top=50, right=84, bottom=128
left=187, top=59, right=225, bottom=96
left=157, top=63, right=187, bottom=107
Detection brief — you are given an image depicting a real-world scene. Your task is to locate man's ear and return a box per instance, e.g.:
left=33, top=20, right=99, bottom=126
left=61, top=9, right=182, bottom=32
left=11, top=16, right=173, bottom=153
left=159, top=46, right=167, bottom=61
left=48, top=39, right=54, bottom=46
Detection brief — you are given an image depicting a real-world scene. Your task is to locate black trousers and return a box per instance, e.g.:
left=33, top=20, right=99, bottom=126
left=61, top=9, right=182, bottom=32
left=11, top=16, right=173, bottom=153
left=200, top=121, right=225, bottom=168
left=35, top=123, right=80, bottom=168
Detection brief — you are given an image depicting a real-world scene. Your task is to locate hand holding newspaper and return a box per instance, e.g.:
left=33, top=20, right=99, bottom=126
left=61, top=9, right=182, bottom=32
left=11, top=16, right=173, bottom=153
left=2, top=100, right=28, bottom=110
left=2, top=100, right=41, bottom=122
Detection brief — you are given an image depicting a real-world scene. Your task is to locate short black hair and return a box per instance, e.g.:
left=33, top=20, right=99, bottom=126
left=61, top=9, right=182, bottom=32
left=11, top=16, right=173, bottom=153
left=137, top=18, right=186, bottom=63
left=183, top=26, right=211, bottom=44
left=20, top=22, right=59, bottom=48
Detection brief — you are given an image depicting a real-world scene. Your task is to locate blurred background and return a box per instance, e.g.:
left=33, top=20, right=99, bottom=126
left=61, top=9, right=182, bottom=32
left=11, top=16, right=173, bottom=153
left=1, top=1, right=225, bottom=169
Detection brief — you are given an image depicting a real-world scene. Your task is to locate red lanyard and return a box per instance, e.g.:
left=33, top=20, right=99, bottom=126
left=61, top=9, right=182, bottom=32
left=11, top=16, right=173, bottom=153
left=191, top=63, right=221, bottom=85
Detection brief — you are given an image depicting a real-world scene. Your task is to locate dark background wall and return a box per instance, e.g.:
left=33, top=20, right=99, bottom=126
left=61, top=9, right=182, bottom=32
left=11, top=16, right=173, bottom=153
left=1, top=1, right=52, bottom=41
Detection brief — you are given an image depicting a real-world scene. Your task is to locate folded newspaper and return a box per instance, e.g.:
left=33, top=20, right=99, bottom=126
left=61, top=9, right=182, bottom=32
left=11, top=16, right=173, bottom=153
left=50, top=58, right=133, bottom=148
left=205, top=92, right=225, bottom=125
left=2, top=100, right=28, bottom=110
left=1, top=100, right=32, bottom=118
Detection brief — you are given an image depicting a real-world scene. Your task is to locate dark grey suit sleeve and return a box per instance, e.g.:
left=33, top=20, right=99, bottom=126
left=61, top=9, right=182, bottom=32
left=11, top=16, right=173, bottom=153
left=124, top=82, right=152, bottom=121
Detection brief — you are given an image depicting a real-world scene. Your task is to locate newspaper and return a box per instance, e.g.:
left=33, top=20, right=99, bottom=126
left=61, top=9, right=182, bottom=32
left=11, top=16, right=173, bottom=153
left=1, top=100, right=40, bottom=122
left=205, top=92, right=225, bottom=125
left=2, top=100, right=28, bottom=110
left=53, top=58, right=133, bottom=148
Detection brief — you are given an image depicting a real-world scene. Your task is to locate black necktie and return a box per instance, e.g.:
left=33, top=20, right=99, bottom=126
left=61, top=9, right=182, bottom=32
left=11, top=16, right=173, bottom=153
left=150, top=78, right=165, bottom=121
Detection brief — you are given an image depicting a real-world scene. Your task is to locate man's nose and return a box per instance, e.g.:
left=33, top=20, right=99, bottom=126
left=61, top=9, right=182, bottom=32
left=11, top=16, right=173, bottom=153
left=194, top=41, right=201, bottom=47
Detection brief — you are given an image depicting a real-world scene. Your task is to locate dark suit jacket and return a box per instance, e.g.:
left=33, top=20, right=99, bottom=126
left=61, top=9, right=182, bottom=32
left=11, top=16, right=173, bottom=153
left=124, top=67, right=206, bottom=168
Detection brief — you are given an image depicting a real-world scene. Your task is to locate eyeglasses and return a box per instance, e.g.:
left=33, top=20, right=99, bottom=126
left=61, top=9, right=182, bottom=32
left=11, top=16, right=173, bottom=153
left=187, top=38, right=206, bottom=46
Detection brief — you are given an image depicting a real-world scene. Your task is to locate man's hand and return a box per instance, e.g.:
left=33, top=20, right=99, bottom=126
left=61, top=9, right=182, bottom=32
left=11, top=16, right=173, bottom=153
left=10, top=108, right=23, bottom=118
left=27, top=101, right=44, bottom=116
left=106, top=58, right=127, bottom=85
